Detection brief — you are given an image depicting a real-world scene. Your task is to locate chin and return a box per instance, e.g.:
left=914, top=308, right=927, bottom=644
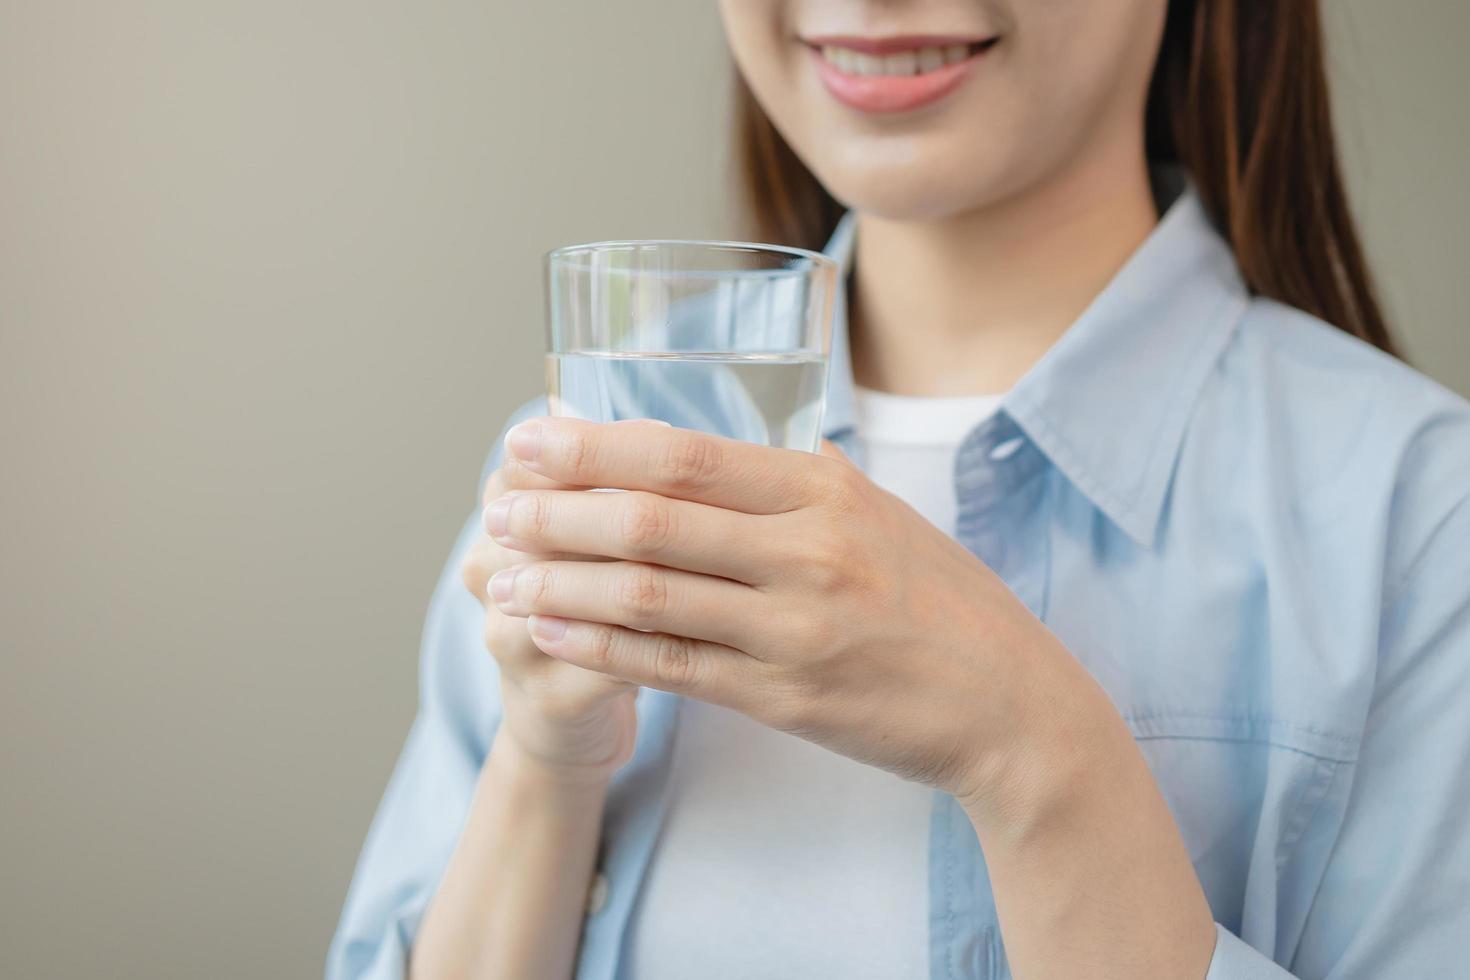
left=815, top=149, right=1018, bottom=224
left=812, top=113, right=1097, bottom=226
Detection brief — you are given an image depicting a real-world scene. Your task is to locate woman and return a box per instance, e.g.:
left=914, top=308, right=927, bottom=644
left=330, top=1, right=1470, bottom=977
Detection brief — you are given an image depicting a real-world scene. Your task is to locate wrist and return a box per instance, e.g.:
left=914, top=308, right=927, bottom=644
left=950, top=642, right=1218, bottom=979
left=492, top=725, right=619, bottom=794
left=497, top=674, right=637, bottom=774
left=954, top=639, right=1129, bottom=843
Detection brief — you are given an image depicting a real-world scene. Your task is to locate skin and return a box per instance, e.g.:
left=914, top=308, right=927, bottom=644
left=722, top=0, right=1165, bottom=395
left=411, top=431, right=649, bottom=980
left=414, top=1, right=1219, bottom=977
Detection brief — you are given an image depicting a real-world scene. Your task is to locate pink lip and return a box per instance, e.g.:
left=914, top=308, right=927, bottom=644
left=805, top=37, right=996, bottom=114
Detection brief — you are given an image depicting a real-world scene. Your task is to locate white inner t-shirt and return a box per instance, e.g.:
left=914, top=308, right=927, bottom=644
left=622, top=386, right=1003, bottom=979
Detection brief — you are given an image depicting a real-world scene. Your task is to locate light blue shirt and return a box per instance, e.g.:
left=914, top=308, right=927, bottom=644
left=329, top=186, right=1470, bottom=979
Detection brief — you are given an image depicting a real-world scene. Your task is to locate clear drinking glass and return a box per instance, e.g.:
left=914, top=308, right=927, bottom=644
left=544, top=240, right=838, bottom=451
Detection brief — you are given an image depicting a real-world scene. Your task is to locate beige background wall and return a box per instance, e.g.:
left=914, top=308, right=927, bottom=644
left=0, top=2, right=1464, bottom=978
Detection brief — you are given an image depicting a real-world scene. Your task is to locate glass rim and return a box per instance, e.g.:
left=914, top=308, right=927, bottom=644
left=545, top=238, right=838, bottom=275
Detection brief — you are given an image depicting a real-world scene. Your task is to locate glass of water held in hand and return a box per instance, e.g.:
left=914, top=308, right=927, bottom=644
left=544, top=240, right=837, bottom=451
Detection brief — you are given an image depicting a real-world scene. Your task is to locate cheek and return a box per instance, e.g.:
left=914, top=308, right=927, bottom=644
left=720, top=0, right=797, bottom=111
left=1007, top=0, right=1168, bottom=130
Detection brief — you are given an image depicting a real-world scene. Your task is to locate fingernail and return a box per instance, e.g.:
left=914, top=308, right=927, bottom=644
left=529, top=614, right=568, bottom=641
left=483, top=494, right=516, bottom=537
left=488, top=567, right=516, bottom=603
left=506, top=421, right=543, bottom=462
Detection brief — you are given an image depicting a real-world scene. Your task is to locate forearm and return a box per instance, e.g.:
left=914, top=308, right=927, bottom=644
left=963, top=664, right=1217, bottom=979
left=411, top=728, right=610, bottom=980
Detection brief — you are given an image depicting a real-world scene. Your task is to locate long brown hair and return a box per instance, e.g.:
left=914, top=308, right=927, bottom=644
left=734, top=0, right=1398, bottom=355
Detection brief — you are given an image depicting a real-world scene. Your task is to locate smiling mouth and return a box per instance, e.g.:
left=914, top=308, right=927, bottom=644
left=802, top=35, right=1000, bottom=113
left=808, top=37, right=999, bottom=77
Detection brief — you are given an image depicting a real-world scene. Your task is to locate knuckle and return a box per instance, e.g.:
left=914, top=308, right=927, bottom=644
left=792, top=455, right=845, bottom=505
left=658, top=435, right=722, bottom=491
left=482, top=468, right=505, bottom=508
left=517, top=563, right=554, bottom=607
left=616, top=565, right=668, bottom=622
left=651, top=633, right=697, bottom=690
left=459, top=540, right=497, bottom=600
left=586, top=624, right=617, bottom=671
left=562, top=430, right=595, bottom=482
left=459, top=556, right=483, bottom=597
left=764, top=660, right=824, bottom=733
left=618, top=495, right=674, bottom=555
left=807, top=534, right=856, bottom=593
left=822, top=460, right=866, bottom=513
left=761, top=690, right=807, bottom=733
left=499, top=455, right=538, bottom=490
left=508, top=492, right=550, bottom=539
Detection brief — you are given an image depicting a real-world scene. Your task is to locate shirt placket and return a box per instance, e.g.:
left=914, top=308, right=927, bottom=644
left=954, top=413, right=1052, bottom=617
left=931, top=411, right=1054, bottom=980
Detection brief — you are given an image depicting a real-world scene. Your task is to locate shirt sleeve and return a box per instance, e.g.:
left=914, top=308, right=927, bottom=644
left=326, top=402, right=543, bottom=980
left=1206, top=492, right=1470, bottom=978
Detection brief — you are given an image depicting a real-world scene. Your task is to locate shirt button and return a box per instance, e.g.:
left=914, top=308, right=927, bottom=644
left=989, top=436, right=1026, bottom=461
left=586, top=872, right=610, bottom=916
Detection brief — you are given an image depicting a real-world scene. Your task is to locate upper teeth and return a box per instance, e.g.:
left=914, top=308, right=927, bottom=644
left=821, top=43, right=971, bottom=76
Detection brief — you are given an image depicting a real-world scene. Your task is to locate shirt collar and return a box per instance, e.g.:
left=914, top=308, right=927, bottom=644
left=819, top=183, right=1249, bottom=549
